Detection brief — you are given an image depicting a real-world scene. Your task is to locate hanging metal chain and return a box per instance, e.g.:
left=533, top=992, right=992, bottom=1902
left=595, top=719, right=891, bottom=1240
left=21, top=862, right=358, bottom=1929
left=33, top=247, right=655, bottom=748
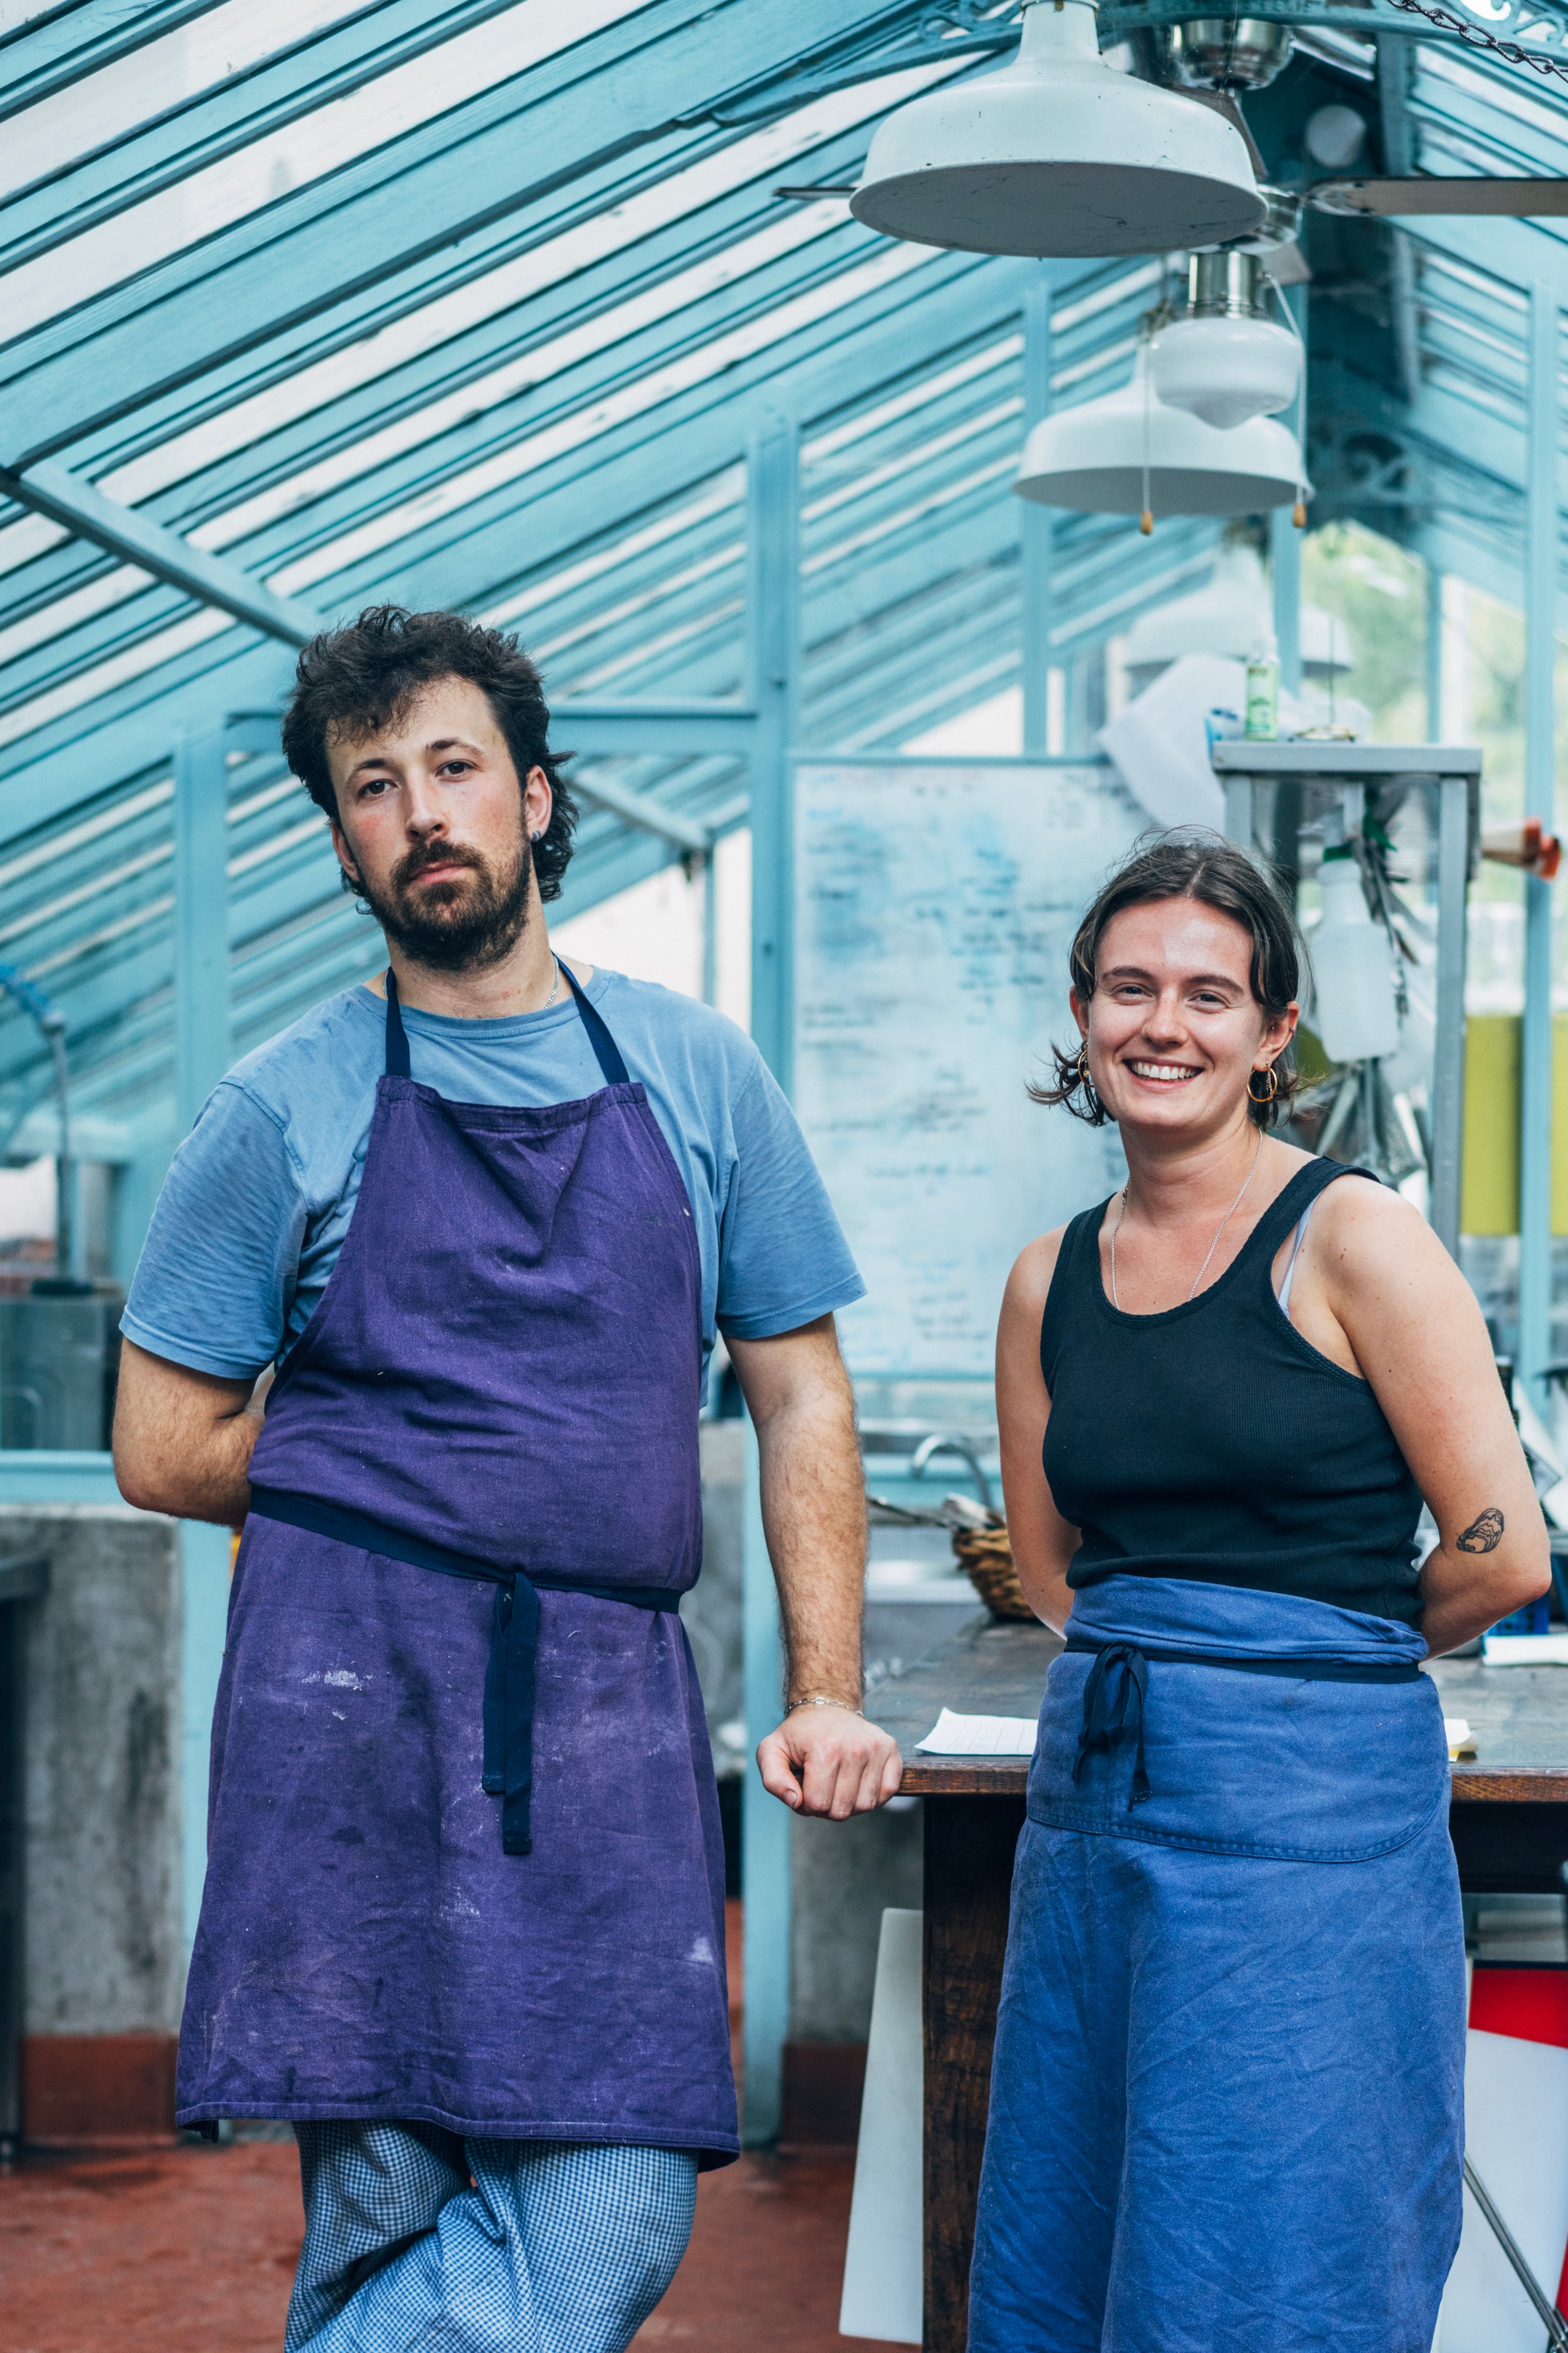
left=1380, top=0, right=1568, bottom=91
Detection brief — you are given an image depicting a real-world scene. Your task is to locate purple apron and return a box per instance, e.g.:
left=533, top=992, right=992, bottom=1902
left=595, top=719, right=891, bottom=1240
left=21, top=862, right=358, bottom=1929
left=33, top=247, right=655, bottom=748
left=175, top=967, right=738, bottom=2165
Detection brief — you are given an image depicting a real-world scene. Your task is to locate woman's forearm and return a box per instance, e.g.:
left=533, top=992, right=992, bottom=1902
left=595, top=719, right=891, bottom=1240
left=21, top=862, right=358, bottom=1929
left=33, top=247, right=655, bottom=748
left=1419, top=1527, right=1552, bottom=1658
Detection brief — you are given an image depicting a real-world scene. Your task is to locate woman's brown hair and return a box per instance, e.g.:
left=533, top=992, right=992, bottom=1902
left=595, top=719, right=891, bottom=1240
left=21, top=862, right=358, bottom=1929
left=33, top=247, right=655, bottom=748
left=1033, top=829, right=1302, bottom=1130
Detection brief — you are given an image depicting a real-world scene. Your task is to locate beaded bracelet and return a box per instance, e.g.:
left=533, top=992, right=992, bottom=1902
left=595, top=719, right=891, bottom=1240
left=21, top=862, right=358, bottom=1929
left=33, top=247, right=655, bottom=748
left=789, top=1693, right=865, bottom=1717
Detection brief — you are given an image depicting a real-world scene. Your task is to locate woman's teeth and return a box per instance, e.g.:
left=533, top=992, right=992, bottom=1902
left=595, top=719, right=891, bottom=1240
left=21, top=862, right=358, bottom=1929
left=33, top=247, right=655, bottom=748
left=1129, top=1061, right=1197, bottom=1083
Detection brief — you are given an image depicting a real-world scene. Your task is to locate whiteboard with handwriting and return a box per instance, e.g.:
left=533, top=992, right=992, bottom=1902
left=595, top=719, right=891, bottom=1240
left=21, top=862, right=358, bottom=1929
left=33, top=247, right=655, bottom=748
left=793, top=761, right=1139, bottom=1379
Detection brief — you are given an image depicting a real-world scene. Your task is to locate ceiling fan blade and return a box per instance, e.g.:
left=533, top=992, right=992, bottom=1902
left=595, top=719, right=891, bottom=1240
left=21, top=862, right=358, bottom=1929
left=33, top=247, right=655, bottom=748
left=1310, top=176, right=1568, bottom=216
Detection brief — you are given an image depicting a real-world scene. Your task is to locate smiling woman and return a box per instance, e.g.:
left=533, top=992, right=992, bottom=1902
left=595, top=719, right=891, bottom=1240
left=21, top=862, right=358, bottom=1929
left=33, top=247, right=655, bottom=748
left=967, top=827, right=1549, bottom=2353
left=1030, top=827, right=1302, bottom=1131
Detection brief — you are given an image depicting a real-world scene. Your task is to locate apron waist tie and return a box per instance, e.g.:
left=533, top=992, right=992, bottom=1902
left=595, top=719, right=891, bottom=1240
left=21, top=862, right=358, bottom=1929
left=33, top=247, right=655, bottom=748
left=1072, top=1643, right=1152, bottom=1806
left=1065, top=1633, right=1422, bottom=1811
left=248, top=1488, right=682, bottom=1857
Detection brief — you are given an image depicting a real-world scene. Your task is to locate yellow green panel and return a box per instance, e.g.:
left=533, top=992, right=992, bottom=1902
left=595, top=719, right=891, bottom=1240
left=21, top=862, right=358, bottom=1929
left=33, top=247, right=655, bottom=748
left=1459, top=1013, right=1568, bottom=1237
left=1463, top=1015, right=1520, bottom=1236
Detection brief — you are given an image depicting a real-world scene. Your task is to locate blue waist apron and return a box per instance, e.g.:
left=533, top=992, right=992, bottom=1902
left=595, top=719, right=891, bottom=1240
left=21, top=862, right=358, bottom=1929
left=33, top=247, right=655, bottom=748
left=968, top=1575, right=1466, bottom=2353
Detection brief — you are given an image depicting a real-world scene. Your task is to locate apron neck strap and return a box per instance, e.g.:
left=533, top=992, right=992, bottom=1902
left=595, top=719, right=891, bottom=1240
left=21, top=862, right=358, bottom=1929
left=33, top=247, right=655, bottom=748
left=383, top=961, right=629, bottom=1089
left=384, top=967, right=411, bottom=1078
left=558, top=961, right=629, bottom=1087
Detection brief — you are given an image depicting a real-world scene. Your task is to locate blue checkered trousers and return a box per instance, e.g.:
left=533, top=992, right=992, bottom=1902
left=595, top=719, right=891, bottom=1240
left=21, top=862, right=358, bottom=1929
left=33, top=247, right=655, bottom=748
left=285, top=2124, right=699, bottom=2352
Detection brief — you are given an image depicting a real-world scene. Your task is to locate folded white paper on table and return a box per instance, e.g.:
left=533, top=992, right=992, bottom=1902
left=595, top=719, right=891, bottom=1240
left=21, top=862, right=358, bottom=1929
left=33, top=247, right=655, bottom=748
left=915, top=1707, right=1037, bottom=1757
left=1481, top=1634, right=1568, bottom=1665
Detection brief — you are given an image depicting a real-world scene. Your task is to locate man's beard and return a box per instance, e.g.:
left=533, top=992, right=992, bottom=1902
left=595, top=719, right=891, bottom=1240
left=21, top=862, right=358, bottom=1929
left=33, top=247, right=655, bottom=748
left=354, top=834, right=533, bottom=973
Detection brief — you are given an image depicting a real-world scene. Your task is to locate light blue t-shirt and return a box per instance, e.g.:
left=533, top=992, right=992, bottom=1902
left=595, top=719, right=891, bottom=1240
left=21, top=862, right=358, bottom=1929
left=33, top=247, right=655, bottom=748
left=122, top=969, right=865, bottom=1385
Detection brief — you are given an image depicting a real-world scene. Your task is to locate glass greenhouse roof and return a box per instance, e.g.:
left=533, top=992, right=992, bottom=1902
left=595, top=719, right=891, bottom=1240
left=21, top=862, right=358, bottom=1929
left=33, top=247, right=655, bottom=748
left=0, top=0, right=1563, bottom=1165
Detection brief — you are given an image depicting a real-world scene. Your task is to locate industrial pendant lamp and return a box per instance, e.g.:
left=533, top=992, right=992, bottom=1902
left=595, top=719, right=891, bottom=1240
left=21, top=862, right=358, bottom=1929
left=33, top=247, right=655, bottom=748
left=850, top=0, right=1265, bottom=259
left=1149, top=251, right=1301, bottom=429
left=1013, top=348, right=1306, bottom=518
left=1123, top=544, right=1351, bottom=692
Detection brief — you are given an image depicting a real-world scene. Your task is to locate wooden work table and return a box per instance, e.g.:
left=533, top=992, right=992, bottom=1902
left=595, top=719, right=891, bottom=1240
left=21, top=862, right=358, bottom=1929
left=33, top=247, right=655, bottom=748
left=873, top=1613, right=1568, bottom=2353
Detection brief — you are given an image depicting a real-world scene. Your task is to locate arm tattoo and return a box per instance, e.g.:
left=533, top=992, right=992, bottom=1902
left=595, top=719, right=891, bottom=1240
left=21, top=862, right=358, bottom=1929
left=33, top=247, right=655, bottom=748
left=1456, top=1507, right=1505, bottom=1555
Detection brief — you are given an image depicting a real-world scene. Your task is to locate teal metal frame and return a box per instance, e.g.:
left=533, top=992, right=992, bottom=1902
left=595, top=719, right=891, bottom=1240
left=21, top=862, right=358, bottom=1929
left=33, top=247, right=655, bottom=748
left=1022, top=272, right=1053, bottom=758
left=740, top=419, right=799, bottom=2146
left=1271, top=286, right=1306, bottom=695
left=1519, top=282, right=1559, bottom=1409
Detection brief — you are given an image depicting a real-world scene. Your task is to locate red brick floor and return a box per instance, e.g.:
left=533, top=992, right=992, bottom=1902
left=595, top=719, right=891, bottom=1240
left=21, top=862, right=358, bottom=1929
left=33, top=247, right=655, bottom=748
left=632, top=2149, right=864, bottom=2351
left=2, top=2141, right=305, bottom=2352
left=0, top=2139, right=867, bottom=2353
left=1, top=1902, right=884, bottom=2352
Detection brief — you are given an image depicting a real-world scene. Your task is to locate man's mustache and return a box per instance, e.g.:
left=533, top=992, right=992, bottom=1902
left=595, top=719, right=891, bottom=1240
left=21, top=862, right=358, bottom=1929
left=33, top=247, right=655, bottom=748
left=392, top=841, right=485, bottom=889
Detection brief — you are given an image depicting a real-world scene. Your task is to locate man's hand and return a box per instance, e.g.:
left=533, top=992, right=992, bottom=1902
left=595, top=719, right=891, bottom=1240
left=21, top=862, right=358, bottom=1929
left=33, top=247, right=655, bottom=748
left=756, top=1704, right=903, bottom=1819
left=114, top=1338, right=266, bottom=1524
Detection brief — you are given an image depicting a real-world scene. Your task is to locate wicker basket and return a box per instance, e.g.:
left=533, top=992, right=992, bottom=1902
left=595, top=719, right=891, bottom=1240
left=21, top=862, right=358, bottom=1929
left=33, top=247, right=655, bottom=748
left=950, top=1522, right=1035, bottom=1621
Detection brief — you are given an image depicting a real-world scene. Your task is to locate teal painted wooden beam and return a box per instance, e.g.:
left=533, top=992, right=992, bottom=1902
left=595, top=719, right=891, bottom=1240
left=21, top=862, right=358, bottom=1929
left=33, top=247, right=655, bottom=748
left=0, top=459, right=325, bottom=647
left=742, top=418, right=799, bottom=2151
left=1022, top=271, right=1053, bottom=758
left=173, top=724, right=233, bottom=1133
left=1519, top=281, right=1559, bottom=1401
left=1271, top=288, right=1306, bottom=695
left=567, top=762, right=714, bottom=855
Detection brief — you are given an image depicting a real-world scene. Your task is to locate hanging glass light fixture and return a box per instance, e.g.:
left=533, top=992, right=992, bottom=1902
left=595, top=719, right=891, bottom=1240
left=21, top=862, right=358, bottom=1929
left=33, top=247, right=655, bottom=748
left=1149, top=251, right=1302, bottom=430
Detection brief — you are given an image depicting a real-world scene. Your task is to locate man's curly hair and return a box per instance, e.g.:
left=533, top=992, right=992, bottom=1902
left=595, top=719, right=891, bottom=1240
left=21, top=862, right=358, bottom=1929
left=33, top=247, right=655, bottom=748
left=281, top=605, right=578, bottom=901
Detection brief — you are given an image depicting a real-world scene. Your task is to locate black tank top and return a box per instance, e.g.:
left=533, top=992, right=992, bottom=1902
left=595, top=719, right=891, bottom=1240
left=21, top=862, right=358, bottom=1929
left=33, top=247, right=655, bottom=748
left=1041, top=1159, right=1424, bottom=1625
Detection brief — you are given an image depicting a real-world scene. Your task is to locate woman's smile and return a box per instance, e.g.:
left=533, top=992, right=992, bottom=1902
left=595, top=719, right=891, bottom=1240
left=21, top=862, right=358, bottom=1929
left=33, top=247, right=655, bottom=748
left=1126, top=1058, right=1202, bottom=1085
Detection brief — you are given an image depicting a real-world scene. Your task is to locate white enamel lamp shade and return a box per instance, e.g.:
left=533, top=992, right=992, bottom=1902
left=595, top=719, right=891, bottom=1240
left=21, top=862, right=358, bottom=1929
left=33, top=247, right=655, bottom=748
left=1123, top=549, right=1350, bottom=686
left=1013, top=351, right=1307, bottom=516
left=850, top=0, right=1265, bottom=260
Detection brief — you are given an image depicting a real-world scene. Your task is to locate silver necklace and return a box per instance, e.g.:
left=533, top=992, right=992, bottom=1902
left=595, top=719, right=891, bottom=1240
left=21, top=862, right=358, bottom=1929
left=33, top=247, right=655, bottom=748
left=1110, top=1131, right=1264, bottom=1309
left=542, top=955, right=561, bottom=1010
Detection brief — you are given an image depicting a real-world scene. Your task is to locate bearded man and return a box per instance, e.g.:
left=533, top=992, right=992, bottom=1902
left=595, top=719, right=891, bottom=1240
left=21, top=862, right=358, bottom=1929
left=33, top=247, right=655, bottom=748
left=113, top=605, right=897, bottom=2352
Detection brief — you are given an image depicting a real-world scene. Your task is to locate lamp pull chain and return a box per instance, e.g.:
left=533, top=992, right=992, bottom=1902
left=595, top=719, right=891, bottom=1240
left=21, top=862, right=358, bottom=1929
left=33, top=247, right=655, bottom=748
left=1140, top=317, right=1155, bottom=535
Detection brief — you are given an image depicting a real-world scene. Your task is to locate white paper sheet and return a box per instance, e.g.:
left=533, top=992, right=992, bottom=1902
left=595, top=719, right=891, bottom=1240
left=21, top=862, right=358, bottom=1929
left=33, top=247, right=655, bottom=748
left=915, top=1707, right=1037, bottom=1756
left=1482, top=1634, right=1568, bottom=1665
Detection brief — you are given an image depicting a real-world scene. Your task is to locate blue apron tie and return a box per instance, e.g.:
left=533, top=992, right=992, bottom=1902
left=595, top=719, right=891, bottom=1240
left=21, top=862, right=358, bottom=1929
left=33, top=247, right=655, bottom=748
left=1073, top=1642, right=1152, bottom=1807
left=1066, top=1633, right=1422, bottom=1812
left=248, top=1488, right=681, bottom=1855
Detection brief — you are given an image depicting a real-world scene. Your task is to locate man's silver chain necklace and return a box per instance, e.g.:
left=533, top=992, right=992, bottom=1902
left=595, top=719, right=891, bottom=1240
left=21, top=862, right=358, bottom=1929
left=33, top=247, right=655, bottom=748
left=542, top=956, right=561, bottom=1010
left=1110, top=1131, right=1264, bottom=1310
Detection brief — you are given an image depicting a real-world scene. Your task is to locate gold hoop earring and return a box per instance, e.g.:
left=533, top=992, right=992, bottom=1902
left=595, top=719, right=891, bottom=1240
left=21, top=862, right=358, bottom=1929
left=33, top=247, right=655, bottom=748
left=1248, top=1065, right=1280, bottom=1104
left=1077, top=1046, right=1091, bottom=1089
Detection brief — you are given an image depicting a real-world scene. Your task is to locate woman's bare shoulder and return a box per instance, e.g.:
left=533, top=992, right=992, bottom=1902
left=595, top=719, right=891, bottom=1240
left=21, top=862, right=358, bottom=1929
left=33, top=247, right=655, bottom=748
left=1006, top=1225, right=1071, bottom=1317
left=1312, top=1169, right=1427, bottom=1237
left=1309, top=1169, right=1453, bottom=1281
